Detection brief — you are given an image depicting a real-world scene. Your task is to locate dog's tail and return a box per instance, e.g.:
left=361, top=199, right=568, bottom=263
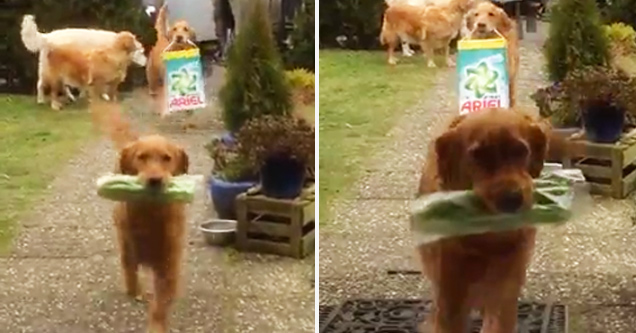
left=89, top=99, right=139, bottom=150
left=155, top=4, right=168, bottom=41
left=21, top=15, right=45, bottom=53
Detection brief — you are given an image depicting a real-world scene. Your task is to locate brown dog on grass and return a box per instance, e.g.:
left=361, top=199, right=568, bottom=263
left=43, top=31, right=146, bottom=110
left=380, top=0, right=474, bottom=67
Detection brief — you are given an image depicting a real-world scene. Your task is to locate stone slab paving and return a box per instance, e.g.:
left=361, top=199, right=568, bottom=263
left=320, top=24, right=636, bottom=332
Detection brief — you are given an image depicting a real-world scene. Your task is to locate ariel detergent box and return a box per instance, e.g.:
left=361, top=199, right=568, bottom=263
left=162, top=48, right=207, bottom=114
left=457, top=38, right=509, bottom=115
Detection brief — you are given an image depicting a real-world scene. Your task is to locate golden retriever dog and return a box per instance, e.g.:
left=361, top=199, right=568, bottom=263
left=385, top=0, right=452, bottom=57
left=417, top=108, right=549, bottom=333
left=464, top=1, right=519, bottom=107
left=380, top=0, right=473, bottom=67
left=146, top=4, right=197, bottom=96
left=89, top=99, right=189, bottom=333
left=20, top=15, right=146, bottom=104
left=115, top=135, right=189, bottom=333
left=43, top=31, right=146, bottom=110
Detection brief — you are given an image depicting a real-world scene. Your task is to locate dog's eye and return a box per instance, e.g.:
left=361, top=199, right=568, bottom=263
left=162, top=154, right=172, bottom=162
left=138, top=153, right=149, bottom=161
left=183, top=27, right=189, bottom=32
left=474, top=12, right=478, bottom=16
left=488, top=12, right=494, bottom=16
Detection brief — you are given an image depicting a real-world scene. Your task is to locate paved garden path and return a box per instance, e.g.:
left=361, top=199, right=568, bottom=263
left=0, top=66, right=314, bottom=333
left=320, top=23, right=636, bottom=332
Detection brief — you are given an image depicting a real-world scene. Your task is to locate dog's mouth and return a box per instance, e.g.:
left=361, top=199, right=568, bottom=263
left=474, top=25, right=496, bottom=38
left=173, top=35, right=191, bottom=44
left=144, top=177, right=167, bottom=191
left=132, top=49, right=147, bottom=67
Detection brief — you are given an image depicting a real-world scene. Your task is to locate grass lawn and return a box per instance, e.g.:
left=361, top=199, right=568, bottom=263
left=0, top=95, right=95, bottom=254
left=319, top=50, right=435, bottom=224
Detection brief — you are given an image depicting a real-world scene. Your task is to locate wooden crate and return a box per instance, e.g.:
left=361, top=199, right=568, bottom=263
left=236, top=193, right=315, bottom=258
left=561, top=136, right=636, bottom=199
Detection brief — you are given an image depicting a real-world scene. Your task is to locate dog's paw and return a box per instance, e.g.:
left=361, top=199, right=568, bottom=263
left=51, top=101, right=63, bottom=111
left=388, top=57, right=398, bottom=66
left=101, top=94, right=111, bottom=101
left=427, top=60, right=437, bottom=68
left=446, top=59, right=456, bottom=67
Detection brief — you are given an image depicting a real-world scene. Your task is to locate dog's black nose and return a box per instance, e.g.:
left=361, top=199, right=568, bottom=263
left=477, top=22, right=487, bottom=28
left=496, top=190, right=524, bottom=213
left=147, top=177, right=163, bottom=188
left=176, top=35, right=184, bottom=42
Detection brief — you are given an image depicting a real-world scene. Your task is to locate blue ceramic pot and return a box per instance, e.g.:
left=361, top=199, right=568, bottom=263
left=260, top=156, right=306, bottom=199
left=583, top=103, right=625, bottom=143
left=220, top=132, right=237, bottom=147
left=208, top=176, right=257, bottom=219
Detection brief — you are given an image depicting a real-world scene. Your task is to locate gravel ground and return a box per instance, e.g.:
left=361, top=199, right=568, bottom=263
left=0, top=66, right=314, bottom=333
left=319, top=23, right=636, bottom=332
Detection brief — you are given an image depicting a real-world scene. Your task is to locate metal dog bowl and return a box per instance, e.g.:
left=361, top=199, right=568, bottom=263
left=199, top=219, right=237, bottom=247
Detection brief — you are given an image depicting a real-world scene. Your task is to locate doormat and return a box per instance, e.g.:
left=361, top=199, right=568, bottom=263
left=319, top=299, right=567, bottom=333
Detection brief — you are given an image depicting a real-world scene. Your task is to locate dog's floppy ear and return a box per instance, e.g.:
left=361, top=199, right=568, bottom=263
left=497, top=8, right=513, bottom=33
left=174, top=146, right=189, bottom=175
left=119, top=141, right=137, bottom=175
left=189, top=27, right=197, bottom=42
left=526, top=123, right=548, bottom=178
left=435, top=115, right=469, bottom=189
left=116, top=32, right=137, bottom=52
left=465, top=10, right=475, bottom=31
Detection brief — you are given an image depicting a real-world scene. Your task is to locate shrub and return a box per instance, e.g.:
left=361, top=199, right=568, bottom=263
left=544, top=0, right=610, bottom=82
left=204, top=138, right=257, bottom=182
left=530, top=83, right=575, bottom=127
left=562, top=66, right=636, bottom=116
left=604, top=23, right=636, bottom=56
left=604, top=0, right=636, bottom=29
left=319, top=0, right=386, bottom=49
left=531, top=67, right=636, bottom=127
left=286, top=68, right=315, bottom=105
left=219, top=0, right=293, bottom=133
left=1, top=0, right=154, bottom=94
left=283, top=0, right=315, bottom=71
left=236, top=115, right=315, bottom=170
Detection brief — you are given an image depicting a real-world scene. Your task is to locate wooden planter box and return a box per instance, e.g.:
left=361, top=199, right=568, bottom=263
left=561, top=135, right=636, bottom=199
left=236, top=193, right=315, bottom=258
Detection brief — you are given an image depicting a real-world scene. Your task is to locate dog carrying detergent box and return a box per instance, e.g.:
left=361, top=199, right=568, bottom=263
left=457, top=37, right=509, bottom=115
left=162, top=48, right=206, bottom=114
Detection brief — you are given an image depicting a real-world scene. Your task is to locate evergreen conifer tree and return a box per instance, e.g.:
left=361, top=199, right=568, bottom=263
left=220, top=0, right=293, bottom=133
left=544, top=0, right=610, bottom=82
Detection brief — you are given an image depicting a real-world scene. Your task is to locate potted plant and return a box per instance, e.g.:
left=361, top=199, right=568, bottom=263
left=237, top=115, right=315, bottom=199
left=561, top=66, right=636, bottom=143
left=530, top=82, right=580, bottom=129
left=205, top=138, right=258, bottom=219
left=206, top=0, right=294, bottom=216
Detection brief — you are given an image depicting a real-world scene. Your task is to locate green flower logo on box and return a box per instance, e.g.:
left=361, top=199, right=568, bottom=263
left=170, top=67, right=198, bottom=96
left=464, top=61, right=499, bottom=98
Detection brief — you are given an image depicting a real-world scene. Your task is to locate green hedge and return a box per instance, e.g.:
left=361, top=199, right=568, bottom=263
left=319, top=0, right=386, bottom=49
left=603, top=0, right=636, bottom=29
left=283, top=0, right=314, bottom=71
left=1, top=0, right=154, bottom=94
